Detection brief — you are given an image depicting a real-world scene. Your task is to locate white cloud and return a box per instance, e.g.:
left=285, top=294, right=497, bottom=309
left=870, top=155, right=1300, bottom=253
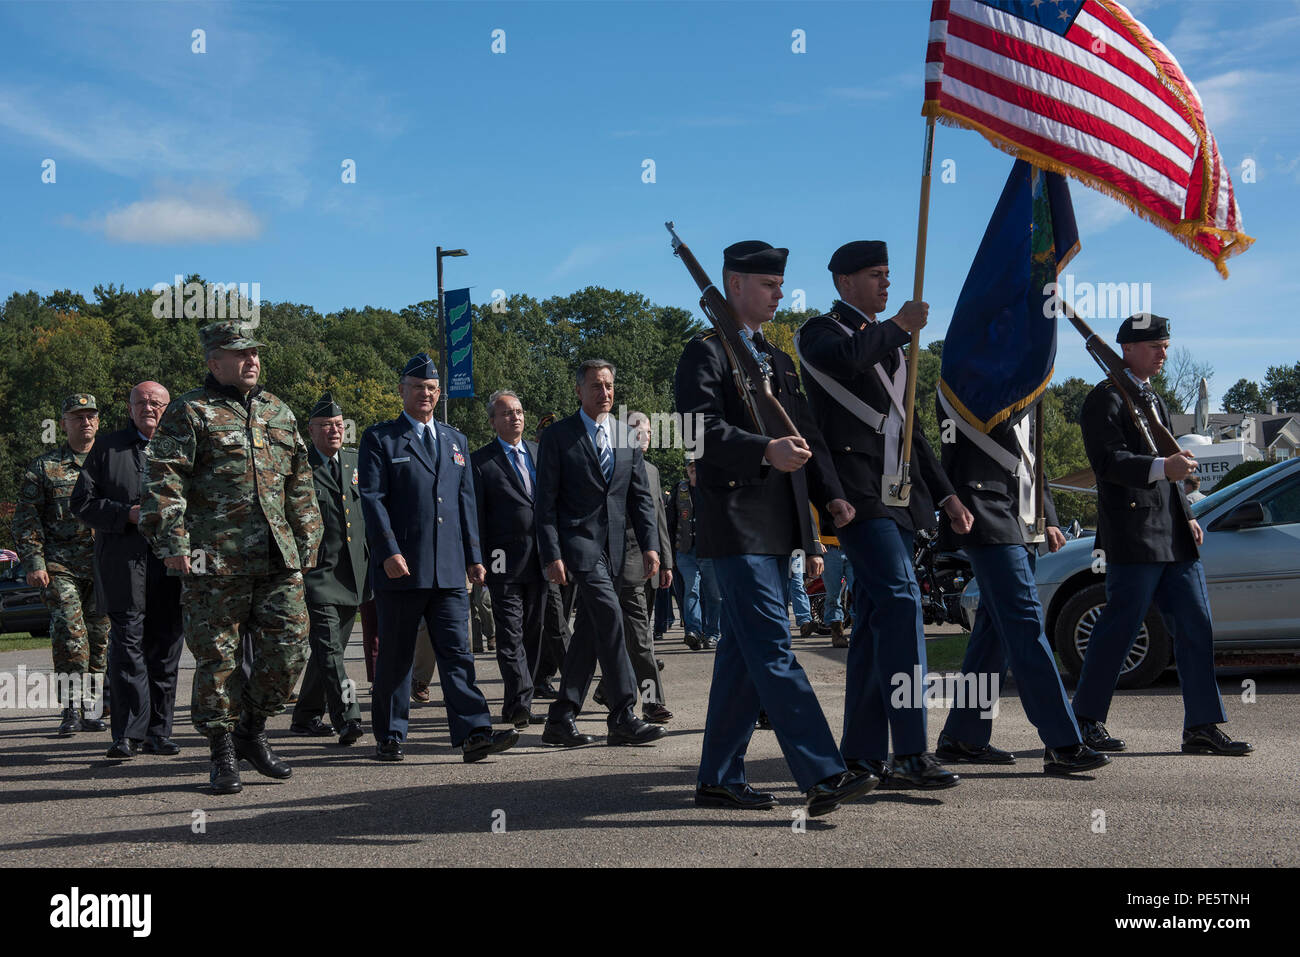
left=80, top=187, right=264, bottom=244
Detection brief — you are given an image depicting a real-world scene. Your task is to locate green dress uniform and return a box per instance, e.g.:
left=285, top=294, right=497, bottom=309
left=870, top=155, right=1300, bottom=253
left=138, top=325, right=322, bottom=751
left=291, top=392, right=370, bottom=737
left=11, top=394, right=110, bottom=721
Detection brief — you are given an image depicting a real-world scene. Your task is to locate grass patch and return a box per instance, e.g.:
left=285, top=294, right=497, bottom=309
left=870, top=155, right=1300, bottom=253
left=1, top=632, right=49, bottom=652
left=925, top=633, right=970, bottom=671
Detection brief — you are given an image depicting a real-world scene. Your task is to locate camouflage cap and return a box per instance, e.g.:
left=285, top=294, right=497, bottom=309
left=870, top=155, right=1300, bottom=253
left=62, top=393, right=99, bottom=414
left=200, top=321, right=265, bottom=355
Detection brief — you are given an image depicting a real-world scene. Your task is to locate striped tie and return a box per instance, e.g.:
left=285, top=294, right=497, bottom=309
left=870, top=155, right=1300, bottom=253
left=596, top=424, right=613, bottom=483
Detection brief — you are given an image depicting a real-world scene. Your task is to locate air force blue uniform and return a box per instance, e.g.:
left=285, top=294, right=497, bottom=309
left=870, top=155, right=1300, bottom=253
left=359, top=412, right=493, bottom=746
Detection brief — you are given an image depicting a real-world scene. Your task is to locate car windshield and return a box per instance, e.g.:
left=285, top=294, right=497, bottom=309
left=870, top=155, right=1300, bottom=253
left=1191, top=460, right=1293, bottom=517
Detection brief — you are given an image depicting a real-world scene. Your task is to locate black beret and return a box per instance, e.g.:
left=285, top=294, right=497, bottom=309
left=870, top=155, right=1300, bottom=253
left=310, top=391, right=343, bottom=419
left=828, top=241, right=888, bottom=275
left=723, top=241, right=788, bottom=276
left=401, top=352, right=439, bottom=380
left=1116, top=313, right=1171, bottom=344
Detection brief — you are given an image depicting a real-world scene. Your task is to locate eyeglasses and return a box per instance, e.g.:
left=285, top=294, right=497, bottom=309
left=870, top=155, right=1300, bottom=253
left=131, top=399, right=167, bottom=409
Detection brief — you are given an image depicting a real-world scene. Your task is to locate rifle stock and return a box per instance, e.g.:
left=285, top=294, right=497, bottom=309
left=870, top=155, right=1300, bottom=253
left=666, top=222, right=798, bottom=438
left=1062, top=304, right=1182, bottom=457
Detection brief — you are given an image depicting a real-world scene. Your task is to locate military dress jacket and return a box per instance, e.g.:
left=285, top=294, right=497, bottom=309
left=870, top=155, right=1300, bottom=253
left=304, top=445, right=369, bottom=607
left=1081, top=379, right=1197, bottom=565
left=673, top=330, right=843, bottom=559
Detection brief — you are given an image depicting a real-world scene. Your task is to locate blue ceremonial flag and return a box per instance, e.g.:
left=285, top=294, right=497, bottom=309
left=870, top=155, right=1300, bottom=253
left=443, top=287, right=474, bottom=398
left=939, top=159, right=1079, bottom=432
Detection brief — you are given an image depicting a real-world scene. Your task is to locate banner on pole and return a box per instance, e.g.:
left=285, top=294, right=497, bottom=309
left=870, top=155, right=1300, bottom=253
left=444, top=287, right=474, bottom=398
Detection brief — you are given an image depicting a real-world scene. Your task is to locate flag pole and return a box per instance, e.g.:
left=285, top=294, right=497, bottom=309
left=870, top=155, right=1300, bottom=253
left=885, top=114, right=937, bottom=507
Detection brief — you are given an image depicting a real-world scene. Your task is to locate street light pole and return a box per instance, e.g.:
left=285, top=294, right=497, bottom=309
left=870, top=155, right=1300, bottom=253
left=435, top=245, right=467, bottom=423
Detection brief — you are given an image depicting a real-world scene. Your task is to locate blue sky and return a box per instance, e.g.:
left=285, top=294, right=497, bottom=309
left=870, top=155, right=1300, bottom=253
left=2, top=0, right=1298, bottom=407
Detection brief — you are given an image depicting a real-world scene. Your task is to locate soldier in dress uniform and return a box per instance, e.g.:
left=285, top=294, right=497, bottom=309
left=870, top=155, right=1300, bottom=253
left=933, top=388, right=1109, bottom=775
left=288, top=392, right=369, bottom=746
left=139, top=321, right=323, bottom=794
left=1072, top=314, right=1250, bottom=757
left=674, top=240, right=877, bottom=817
left=12, top=393, right=110, bottom=735
left=796, top=240, right=966, bottom=789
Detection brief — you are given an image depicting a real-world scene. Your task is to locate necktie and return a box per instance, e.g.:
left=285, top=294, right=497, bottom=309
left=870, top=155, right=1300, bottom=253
left=751, top=331, right=768, bottom=353
left=422, top=425, right=435, bottom=458
left=512, top=446, right=533, bottom=497
left=596, top=425, right=614, bottom=483
left=331, top=457, right=341, bottom=487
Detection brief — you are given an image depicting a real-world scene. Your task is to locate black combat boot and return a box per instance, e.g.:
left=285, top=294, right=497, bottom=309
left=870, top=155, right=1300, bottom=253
left=57, top=706, right=80, bottom=736
left=209, top=733, right=243, bottom=794
left=231, top=711, right=292, bottom=779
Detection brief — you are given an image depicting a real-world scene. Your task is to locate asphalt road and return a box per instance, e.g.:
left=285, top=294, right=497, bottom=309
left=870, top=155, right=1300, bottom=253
left=1, top=625, right=1296, bottom=868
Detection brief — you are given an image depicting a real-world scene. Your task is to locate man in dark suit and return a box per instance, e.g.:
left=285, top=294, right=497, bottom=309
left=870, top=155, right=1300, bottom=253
left=359, top=353, right=518, bottom=763
left=796, top=240, right=965, bottom=790
left=71, top=381, right=184, bottom=759
left=1073, top=315, right=1250, bottom=756
left=471, top=389, right=546, bottom=729
left=592, top=413, right=673, bottom=723
left=675, top=240, right=877, bottom=817
left=535, top=360, right=667, bottom=747
left=934, top=389, right=1109, bottom=775
left=289, top=392, right=369, bottom=746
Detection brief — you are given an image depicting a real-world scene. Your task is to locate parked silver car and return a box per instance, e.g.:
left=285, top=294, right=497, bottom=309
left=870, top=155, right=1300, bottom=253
left=960, top=458, right=1300, bottom=688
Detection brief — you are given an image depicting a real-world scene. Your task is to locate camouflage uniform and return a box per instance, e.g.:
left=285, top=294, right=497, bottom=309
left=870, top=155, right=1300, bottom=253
left=139, top=325, right=322, bottom=739
left=11, top=394, right=110, bottom=707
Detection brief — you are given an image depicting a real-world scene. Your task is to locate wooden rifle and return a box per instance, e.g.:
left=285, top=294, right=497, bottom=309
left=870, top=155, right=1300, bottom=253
left=666, top=222, right=799, bottom=437
left=1063, top=303, right=1181, bottom=457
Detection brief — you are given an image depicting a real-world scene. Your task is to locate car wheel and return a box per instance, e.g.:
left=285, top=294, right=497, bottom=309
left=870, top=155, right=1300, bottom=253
left=1054, top=582, right=1171, bottom=689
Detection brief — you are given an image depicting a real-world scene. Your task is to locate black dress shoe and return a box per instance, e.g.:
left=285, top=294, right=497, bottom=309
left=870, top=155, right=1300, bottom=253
left=806, top=769, right=879, bottom=817
left=1044, top=742, right=1111, bottom=775
left=607, top=717, right=668, bottom=746
left=143, top=736, right=181, bottom=756
left=209, top=733, right=242, bottom=794
left=1182, top=724, right=1253, bottom=756
left=80, top=711, right=108, bottom=732
left=373, top=739, right=404, bottom=761
left=337, top=719, right=364, bottom=746
left=232, top=719, right=293, bottom=779
left=936, top=732, right=1016, bottom=765
left=700, top=635, right=718, bottom=650
left=847, top=757, right=897, bottom=788
left=695, top=783, right=778, bottom=810
left=891, top=753, right=961, bottom=789
left=541, top=717, right=595, bottom=747
left=290, top=716, right=334, bottom=737
left=463, top=728, right=519, bottom=763
left=105, top=739, right=137, bottom=760
left=502, top=707, right=533, bottom=730
left=57, top=707, right=80, bottom=736
left=532, top=684, right=558, bottom=701
left=1078, top=718, right=1126, bottom=752
left=683, top=632, right=702, bottom=650
left=642, top=703, right=673, bottom=724
left=755, top=710, right=772, bottom=731
left=799, top=621, right=816, bottom=639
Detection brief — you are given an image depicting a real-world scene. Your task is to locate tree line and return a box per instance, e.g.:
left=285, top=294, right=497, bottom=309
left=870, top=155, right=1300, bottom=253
left=9, top=277, right=1251, bottom=549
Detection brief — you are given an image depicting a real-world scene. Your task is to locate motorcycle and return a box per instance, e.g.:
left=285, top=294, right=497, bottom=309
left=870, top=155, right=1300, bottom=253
left=913, top=527, right=972, bottom=627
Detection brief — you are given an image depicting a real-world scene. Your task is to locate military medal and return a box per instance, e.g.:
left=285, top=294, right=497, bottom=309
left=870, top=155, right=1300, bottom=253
left=351, top=469, right=358, bottom=486
left=452, top=442, right=465, bottom=466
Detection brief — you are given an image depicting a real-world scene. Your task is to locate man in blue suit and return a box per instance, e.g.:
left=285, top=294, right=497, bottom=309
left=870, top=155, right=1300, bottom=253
left=535, top=359, right=667, bottom=747
left=359, top=353, right=518, bottom=763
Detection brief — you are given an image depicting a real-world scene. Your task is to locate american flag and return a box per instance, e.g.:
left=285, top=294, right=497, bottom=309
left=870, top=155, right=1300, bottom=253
left=924, top=0, right=1253, bottom=277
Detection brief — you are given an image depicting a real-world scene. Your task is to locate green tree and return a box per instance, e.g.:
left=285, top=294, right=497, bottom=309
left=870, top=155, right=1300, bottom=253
left=1263, top=362, right=1300, bottom=412
left=1221, top=378, right=1265, bottom=414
